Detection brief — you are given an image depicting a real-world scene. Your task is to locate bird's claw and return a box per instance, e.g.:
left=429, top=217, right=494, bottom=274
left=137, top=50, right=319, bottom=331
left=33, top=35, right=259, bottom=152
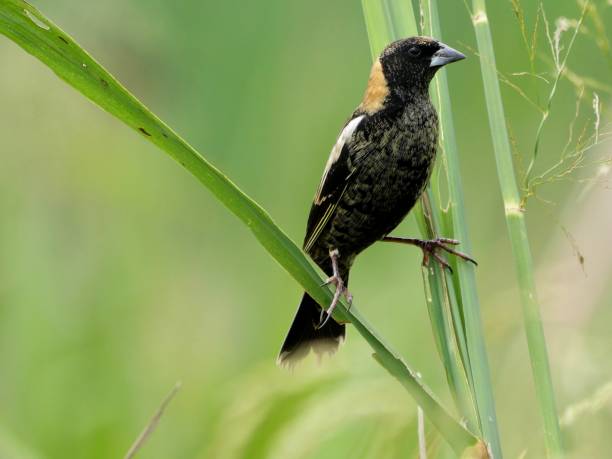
left=318, top=275, right=352, bottom=329
left=419, top=238, right=477, bottom=272
left=317, top=248, right=353, bottom=328
left=382, top=236, right=477, bottom=272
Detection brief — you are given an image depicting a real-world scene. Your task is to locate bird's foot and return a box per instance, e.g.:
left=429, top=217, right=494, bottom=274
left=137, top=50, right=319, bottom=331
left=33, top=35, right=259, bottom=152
left=383, top=236, right=477, bottom=273
left=318, top=249, right=353, bottom=329
left=318, top=274, right=352, bottom=328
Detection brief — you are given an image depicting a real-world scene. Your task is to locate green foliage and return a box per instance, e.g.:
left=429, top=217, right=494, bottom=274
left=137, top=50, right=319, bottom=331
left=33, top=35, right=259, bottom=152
left=362, top=0, right=502, bottom=456
left=1, top=0, right=611, bottom=458
left=470, top=0, right=564, bottom=456
left=0, top=0, right=476, bottom=454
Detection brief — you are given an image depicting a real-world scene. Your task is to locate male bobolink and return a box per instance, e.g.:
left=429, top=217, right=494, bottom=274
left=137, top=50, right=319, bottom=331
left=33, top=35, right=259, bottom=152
left=278, top=37, right=471, bottom=367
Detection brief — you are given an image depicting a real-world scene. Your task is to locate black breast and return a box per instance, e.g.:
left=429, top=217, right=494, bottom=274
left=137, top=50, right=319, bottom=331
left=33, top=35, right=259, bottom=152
left=311, top=98, right=438, bottom=271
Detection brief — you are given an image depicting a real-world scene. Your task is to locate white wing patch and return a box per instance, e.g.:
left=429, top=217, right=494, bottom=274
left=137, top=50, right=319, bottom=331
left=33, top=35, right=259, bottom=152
left=314, top=115, right=364, bottom=205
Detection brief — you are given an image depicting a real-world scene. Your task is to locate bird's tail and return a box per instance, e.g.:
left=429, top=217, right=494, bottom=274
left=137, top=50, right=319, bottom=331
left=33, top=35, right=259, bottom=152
left=277, top=292, right=346, bottom=367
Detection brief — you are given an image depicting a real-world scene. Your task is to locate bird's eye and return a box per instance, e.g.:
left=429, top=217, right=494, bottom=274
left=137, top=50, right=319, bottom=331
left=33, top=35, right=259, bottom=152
left=408, top=47, right=421, bottom=57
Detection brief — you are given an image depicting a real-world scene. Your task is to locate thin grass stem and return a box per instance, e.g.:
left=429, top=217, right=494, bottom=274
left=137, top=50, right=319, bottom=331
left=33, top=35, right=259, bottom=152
left=470, top=1, right=564, bottom=456
left=363, top=0, right=503, bottom=456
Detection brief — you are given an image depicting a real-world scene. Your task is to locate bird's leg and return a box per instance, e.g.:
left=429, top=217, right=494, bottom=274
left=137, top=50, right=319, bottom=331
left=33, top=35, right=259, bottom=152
left=318, top=249, right=352, bottom=329
left=382, top=236, right=477, bottom=273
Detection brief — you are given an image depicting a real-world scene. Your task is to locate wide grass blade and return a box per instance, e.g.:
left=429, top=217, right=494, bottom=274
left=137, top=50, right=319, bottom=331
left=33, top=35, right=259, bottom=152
left=0, top=0, right=478, bottom=453
left=470, top=0, right=564, bottom=457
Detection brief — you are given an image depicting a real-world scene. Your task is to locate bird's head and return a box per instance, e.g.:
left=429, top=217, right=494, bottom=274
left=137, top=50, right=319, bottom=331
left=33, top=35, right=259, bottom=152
left=378, top=36, right=465, bottom=94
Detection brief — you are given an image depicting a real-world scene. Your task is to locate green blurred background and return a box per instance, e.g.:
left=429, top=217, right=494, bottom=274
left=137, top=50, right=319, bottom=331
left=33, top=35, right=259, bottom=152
left=0, top=1, right=610, bottom=458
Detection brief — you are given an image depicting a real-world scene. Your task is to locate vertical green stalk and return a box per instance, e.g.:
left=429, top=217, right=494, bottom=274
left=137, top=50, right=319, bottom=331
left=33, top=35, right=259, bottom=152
left=363, top=0, right=503, bottom=456
left=470, top=1, right=563, bottom=457
left=362, top=2, right=469, bottom=425
left=417, top=196, right=477, bottom=431
left=424, top=1, right=503, bottom=457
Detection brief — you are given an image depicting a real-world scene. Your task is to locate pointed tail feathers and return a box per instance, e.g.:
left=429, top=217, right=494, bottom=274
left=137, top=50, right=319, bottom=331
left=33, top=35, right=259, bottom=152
left=277, top=293, right=345, bottom=367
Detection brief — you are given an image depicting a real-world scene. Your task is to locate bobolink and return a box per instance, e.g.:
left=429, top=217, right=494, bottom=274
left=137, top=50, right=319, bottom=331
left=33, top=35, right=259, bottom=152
left=278, top=36, right=471, bottom=367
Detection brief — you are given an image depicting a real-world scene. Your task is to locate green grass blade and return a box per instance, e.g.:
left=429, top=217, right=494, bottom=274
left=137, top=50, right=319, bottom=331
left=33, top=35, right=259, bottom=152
left=361, top=0, right=395, bottom=57
left=362, top=0, right=503, bottom=455
left=470, top=1, right=564, bottom=457
left=362, top=0, right=463, bottom=414
left=384, top=2, right=478, bottom=426
left=362, top=0, right=468, bottom=412
left=424, top=0, right=503, bottom=456
left=362, top=0, right=492, bottom=453
left=0, top=0, right=478, bottom=452
left=417, top=195, right=477, bottom=431
left=362, top=0, right=468, bottom=420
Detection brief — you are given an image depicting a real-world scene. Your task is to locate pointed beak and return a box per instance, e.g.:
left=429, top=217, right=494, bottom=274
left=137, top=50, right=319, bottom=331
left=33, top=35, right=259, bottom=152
left=430, top=43, right=465, bottom=68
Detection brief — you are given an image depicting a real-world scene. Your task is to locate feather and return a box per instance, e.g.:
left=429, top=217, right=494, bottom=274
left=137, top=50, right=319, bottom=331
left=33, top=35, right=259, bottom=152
left=303, top=115, right=364, bottom=252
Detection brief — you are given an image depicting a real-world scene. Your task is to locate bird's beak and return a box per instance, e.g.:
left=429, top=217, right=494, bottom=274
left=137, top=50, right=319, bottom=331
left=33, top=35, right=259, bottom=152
left=430, top=43, right=465, bottom=68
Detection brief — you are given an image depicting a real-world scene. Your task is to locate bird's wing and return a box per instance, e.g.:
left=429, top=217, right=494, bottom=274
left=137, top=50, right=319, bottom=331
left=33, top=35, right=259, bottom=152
left=303, top=115, right=366, bottom=253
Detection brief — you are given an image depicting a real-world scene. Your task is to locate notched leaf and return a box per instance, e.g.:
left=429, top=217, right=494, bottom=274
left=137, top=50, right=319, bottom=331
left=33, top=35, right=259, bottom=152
left=23, top=8, right=49, bottom=30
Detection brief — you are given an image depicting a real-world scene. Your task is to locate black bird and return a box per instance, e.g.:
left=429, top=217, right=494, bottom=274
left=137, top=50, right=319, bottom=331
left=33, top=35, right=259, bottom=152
left=278, top=36, right=472, bottom=367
